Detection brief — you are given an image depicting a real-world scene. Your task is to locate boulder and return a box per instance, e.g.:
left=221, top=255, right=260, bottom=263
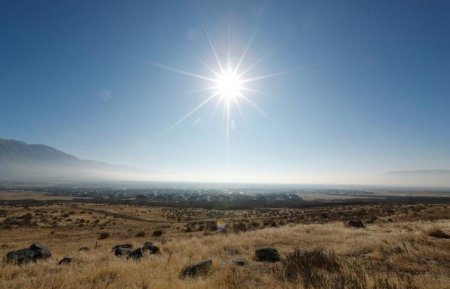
left=127, top=248, right=144, bottom=260
left=112, top=243, right=132, bottom=251
left=346, top=219, right=365, bottom=228
left=114, top=246, right=132, bottom=256
left=58, top=257, right=72, bottom=265
left=142, top=242, right=160, bottom=254
left=6, top=244, right=51, bottom=265
left=255, top=247, right=280, bottom=262
left=232, top=258, right=247, bottom=266
left=29, top=244, right=51, bottom=259
left=180, top=259, right=212, bottom=278
left=6, top=248, right=35, bottom=265
left=111, top=243, right=133, bottom=256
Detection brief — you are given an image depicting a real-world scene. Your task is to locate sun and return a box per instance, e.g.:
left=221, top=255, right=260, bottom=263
left=215, top=69, right=243, bottom=102
left=146, top=29, right=290, bottom=150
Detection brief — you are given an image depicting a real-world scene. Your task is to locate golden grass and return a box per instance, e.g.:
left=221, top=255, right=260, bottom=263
left=1, top=218, right=450, bottom=289
left=1, top=202, right=450, bottom=288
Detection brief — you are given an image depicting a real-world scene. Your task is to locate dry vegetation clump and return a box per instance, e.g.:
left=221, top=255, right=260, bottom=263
left=427, top=228, right=450, bottom=239
left=135, top=231, right=146, bottom=237
left=277, top=248, right=421, bottom=289
left=98, top=232, right=110, bottom=240
left=281, top=249, right=341, bottom=282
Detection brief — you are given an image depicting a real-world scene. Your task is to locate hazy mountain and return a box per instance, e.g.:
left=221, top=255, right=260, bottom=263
left=374, top=169, right=450, bottom=187
left=383, top=169, right=450, bottom=176
left=0, top=138, right=151, bottom=183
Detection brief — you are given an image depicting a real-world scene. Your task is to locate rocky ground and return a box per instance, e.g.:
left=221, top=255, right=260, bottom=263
left=0, top=202, right=449, bottom=289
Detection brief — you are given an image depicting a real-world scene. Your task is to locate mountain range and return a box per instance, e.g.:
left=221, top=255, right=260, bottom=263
left=0, top=138, right=150, bottom=183
left=1, top=138, right=450, bottom=187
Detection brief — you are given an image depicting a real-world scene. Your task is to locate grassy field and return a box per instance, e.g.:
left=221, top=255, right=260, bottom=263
left=0, top=202, right=449, bottom=289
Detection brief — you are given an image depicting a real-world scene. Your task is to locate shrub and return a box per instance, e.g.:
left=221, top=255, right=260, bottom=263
left=428, top=228, right=450, bottom=239
left=98, top=232, right=110, bottom=240
left=135, top=231, right=146, bottom=237
left=282, top=249, right=341, bottom=282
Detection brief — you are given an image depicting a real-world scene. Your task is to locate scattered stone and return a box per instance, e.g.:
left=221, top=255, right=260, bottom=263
left=346, top=219, right=365, bottom=228
left=112, top=244, right=133, bottom=251
left=142, top=242, right=160, bottom=254
left=180, top=259, right=212, bottom=278
left=255, top=247, right=280, bottom=262
left=98, top=232, right=110, bottom=240
left=58, top=257, right=72, bottom=265
left=205, top=221, right=218, bottom=232
left=127, top=248, right=144, bottom=260
left=135, top=231, right=146, bottom=237
left=232, top=258, right=247, bottom=266
left=6, top=244, right=51, bottom=265
left=6, top=248, right=35, bottom=265
left=114, top=247, right=132, bottom=256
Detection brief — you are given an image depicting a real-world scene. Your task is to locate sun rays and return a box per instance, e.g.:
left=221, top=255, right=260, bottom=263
left=147, top=28, right=289, bottom=158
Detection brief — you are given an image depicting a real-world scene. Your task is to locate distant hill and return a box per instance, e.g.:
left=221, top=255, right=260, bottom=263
left=375, top=169, right=450, bottom=187
left=0, top=138, right=150, bottom=183
left=383, top=169, right=450, bottom=176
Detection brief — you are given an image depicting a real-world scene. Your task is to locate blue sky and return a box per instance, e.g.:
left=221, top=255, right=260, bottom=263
left=1, top=0, right=450, bottom=183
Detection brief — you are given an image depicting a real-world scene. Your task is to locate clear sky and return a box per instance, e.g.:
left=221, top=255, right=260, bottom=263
left=1, top=0, right=450, bottom=184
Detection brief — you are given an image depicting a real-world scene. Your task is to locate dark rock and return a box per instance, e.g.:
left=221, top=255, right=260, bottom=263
left=232, top=258, right=247, bottom=266
left=114, top=246, right=132, bottom=256
left=142, top=242, right=160, bottom=254
left=255, top=247, right=280, bottom=262
left=6, top=248, right=35, bottom=265
left=58, top=257, right=72, bottom=265
left=346, top=219, right=365, bottom=228
left=29, top=244, right=51, bottom=259
left=98, top=232, right=110, bottom=239
left=111, top=244, right=133, bottom=252
left=127, top=248, right=144, bottom=260
left=205, top=221, right=218, bottom=232
left=152, top=230, right=163, bottom=237
left=6, top=244, right=51, bottom=265
left=180, top=259, right=212, bottom=278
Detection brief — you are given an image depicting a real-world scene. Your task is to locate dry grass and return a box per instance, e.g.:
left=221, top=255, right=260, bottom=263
left=0, top=203, right=449, bottom=289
